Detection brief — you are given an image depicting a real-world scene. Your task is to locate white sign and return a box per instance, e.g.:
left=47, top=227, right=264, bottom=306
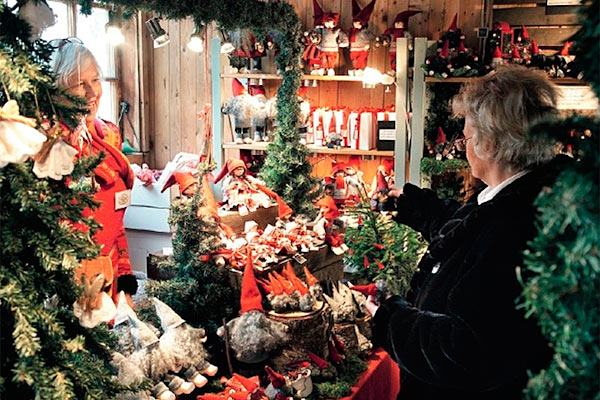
left=379, top=128, right=396, bottom=141
left=556, top=85, right=599, bottom=110
left=547, top=0, right=582, bottom=5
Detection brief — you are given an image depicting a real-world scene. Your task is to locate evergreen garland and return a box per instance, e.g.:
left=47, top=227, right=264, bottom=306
left=80, top=0, right=318, bottom=215
left=423, top=83, right=463, bottom=152
left=344, top=203, right=425, bottom=296
left=142, top=163, right=237, bottom=351
left=518, top=1, right=600, bottom=397
left=0, top=4, right=125, bottom=398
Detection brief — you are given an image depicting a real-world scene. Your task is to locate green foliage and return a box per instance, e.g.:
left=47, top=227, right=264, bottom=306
left=344, top=203, right=425, bottom=296
left=0, top=4, right=125, bottom=399
left=79, top=0, right=318, bottom=215
left=143, top=164, right=237, bottom=350
left=517, top=2, right=600, bottom=395
left=421, top=158, right=470, bottom=201
left=420, top=157, right=468, bottom=176
left=312, top=353, right=367, bottom=399
left=424, top=82, right=464, bottom=154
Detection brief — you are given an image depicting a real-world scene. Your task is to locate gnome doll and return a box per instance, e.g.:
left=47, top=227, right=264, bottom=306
left=425, top=39, right=451, bottom=78
left=218, top=249, right=288, bottom=363
left=379, top=10, right=421, bottom=72
left=347, top=0, right=377, bottom=76
left=368, top=158, right=394, bottom=198
left=160, top=171, right=198, bottom=197
left=330, top=161, right=347, bottom=207
left=264, top=366, right=293, bottom=400
left=303, top=266, right=323, bottom=300
left=267, top=272, right=293, bottom=313
left=312, top=0, right=349, bottom=76
left=271, top=270, right=301, bottom=311
left=223, top=79, right=255, bottom=144
left=282, top=262, right=315, bottom=312
left=491, top=46, right=505, bottom=67
left=112, top=291, right=161, bottom=357
left=314, top=196, right=347, bottom=256
left=302, top=29, right=323, bottom=75
left=344, top=155, right=367, bottom=205
left=249, top=84, right=269, bottom=142
left=153, top=298, right=218, bottom=388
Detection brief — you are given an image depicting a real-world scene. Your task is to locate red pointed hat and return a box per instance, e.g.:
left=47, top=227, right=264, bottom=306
left=268, top=273, right=284, bottom=296
left=394, top=10, right=421, bottom=25
left=198, top=394, right=225, bottom=400
left=352, top=0, right=377, bottom=26
left=350, top=283, right=378, bottom=297
left=213, top=159, right=247, bottom=184
left=530, top=39, right=540, bottom=55
left=328, top=339, right=343, bottom=364
left=306, top=350, right=329, bottom=369
left=331, top=161, right=346, bottom=175
left=492, top=46, right=503, bottom=59
left=382, top=158, right=394, bottom=174
left=265, top=365, right=286, bottom=389
left=560, top=41, right=572, bottom=56
left=232, top=78, right=247, bottom=97
left=521, top=25, right=530, bottom=39
left=285, top=262, right=309, bottom=295
left=240, top=248, right=263, bottom=313
left=232, top=373, right=259, bottom=392
left=303, top=266, right=319, bottom=287
left=436, top=127, right=447, bottom=145
left=511, top=43, right=521, bottom=59
left=447, top=13, right=458, bottom=31
left=458, top=40, right=467, bottom=53
left=347, top=155, right=361, bottom=170
left=161, top=172, right=197, bottom=194
left=315, top=196, right=340, bottom=220
left=227, top=393, right=249, bottom=400
left=313, top=0, right=324, bottom=26
left=323, top=12, right=340, bottom=25
left=376, top=170, right=388, bottom=192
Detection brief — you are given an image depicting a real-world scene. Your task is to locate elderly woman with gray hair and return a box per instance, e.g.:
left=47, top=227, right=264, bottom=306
left=51, top=39, right=137, bottom=307
left=367, top=65, right=569, bottom=399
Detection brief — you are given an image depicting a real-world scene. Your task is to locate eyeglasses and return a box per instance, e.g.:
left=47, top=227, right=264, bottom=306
left=49, top=37, right=84, bottom=50
left=454, top=135, right=473, bottom=152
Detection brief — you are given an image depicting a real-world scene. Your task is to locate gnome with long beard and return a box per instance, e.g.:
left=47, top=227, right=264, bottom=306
left=218, top=249, right=289, bottom=363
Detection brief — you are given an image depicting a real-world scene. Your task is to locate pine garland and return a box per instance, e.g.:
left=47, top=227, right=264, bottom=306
left=0, top=5, right=125, bottom=398
left=79, top=0, right=318, bottom=215
left=517, top=1, right=600, bottom=397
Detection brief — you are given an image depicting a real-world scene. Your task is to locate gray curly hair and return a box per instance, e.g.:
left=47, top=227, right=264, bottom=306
left=452, top=64, right=558, bottom=171
left=49, top=40, right=102, bottom=89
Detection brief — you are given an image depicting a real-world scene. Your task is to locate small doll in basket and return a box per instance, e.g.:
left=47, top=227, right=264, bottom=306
left=213, top=159, right=272, bottom=216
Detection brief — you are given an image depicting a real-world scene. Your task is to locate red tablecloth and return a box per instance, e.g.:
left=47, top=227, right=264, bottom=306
left=335, top=348, right=400, bottom=400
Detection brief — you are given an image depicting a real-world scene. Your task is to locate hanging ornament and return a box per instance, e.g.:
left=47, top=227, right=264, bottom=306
left=0, top=100, right=47, bottom=168
left=17, top=0, right=57, bottom=41
left=32, top=122, right=77, bottom=179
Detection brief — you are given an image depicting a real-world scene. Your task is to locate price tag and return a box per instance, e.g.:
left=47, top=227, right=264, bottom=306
left=292, top=254, right=307, bottom=265
left=115, top=189, right=131, bottom=210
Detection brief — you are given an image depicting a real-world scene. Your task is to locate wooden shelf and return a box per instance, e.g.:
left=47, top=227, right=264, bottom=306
left=222, top=142, right=394, bottom=156
left=425, top=76, right=587, bottom=85
left=221, top=73, right=369, bottom=82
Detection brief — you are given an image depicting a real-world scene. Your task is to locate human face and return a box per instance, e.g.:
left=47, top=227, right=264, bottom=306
left=66, top=62, right=102, bottom=124
left=463, top=115, right=488, bottom=181
left=233, top=167, right=245, bottom=177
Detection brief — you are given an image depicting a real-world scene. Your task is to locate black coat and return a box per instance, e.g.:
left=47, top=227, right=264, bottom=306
left=373, top=157, right=569, bottom=399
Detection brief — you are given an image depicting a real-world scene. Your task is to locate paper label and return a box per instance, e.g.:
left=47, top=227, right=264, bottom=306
left=115, top=189, right=131, bottom=210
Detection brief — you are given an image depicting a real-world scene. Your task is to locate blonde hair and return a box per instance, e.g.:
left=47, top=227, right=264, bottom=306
left=452, top=64, right=558, bottom=171
left=49, top=40, right=102, bottom=89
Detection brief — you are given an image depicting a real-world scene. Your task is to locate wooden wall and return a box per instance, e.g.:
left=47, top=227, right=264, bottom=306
left=130, top=0, right=485, bottom=173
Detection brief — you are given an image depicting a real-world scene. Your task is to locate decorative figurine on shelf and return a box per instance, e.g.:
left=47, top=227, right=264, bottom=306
left=249, top=84, right=269, bottom=142
left=344, top=155, right=367, bottom=205
left=379, top=10, right=421, bottom=73
left=511, top=43, right=523, bottom=65
left=222, top=79, right=254, bottom=144
left=160, top=171, right=198, bottom=197
left=298, top=86, right=312, bottom=145
left=313, top=196, right=347, bottom=255
left=368, top=158, right=394, bottom=199
left=264, top=365, right=295, bottom=400
left=330, top=161, right=347, bottom=208
left=302, top=29, right=323, bottom=75
left=312, top=0, right=349, bottom=76
left=228, top=29, right=255, bottom=73
left=214, top=158, right=272, bottom=215
left=424, top=39, right=451, bottom=78
left=449, top=40, right=482, bottom=77
left=325, top=125, right=343, bottom=149
left=347, top=0, right=377, bottom=76
left=515, top=25, right=532, bottom=59
left=485, top=21, right=513, bottom=64
left=249, top=36, right=267, bottom=73
left=439, top=14, right=464, bottom=51
left=214, top=158, right=293, bottom=218
left=217, top=250, right=289, bottom=363
left=491, top=46, right=505, bottom=67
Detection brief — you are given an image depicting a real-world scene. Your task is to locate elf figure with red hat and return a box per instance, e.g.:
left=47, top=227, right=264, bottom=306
left=379, top=10, right=421, bottom=73
left=345, top=155, right=368, bottom=205
left=311, top=0, right=349, bottom=76
left=347, top=0, right=377, bottom=76
left=330, top=161, right=347, bottom=207
left=368, top=158, right=394, bottom=198
left=313, top=195, right=348, bottom=255
left=214, top=159, right=271, bottom=216
left=217, top=249, right=289, bottom=363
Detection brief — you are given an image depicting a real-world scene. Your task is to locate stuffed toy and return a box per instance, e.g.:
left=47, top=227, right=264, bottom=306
left=347, top=0, right=377, bottom=76
left=311, top=0, right=349, bottom=76
left=344, top=155, right=367, bottom=205
left=249, top=84, right=269, bottom=142
left=378, top=10, right=421, bottom=72
left=222, top=79, right=255, bottom=144
left=302, top=29, right=323, bottom=75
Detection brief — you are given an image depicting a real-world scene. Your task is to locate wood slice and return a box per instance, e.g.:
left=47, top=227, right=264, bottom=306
left=333, top=315, right=373, bottom=354
left=268, top=302, right=333, bottom=370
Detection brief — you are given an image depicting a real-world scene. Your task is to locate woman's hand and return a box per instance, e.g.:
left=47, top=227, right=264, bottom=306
left=366, top=295, right=380, bottom=316
left=387, top=187, right=403, bottom=198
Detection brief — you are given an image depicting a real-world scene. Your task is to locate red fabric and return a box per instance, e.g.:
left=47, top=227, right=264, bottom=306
left=350, top=284, right=378, bottom=297
left=316, top=196, right=340, bottom=220
left=303, top=266, right=319, bottom=287
left=264, top=366, right=286, bottom=389
left=350, top=51, right=369, bottom=70
left=333, top=348, right=400, bottom=400
left=240, top=249, right=264, bottom=313
left=68, top=119, right=134, bottom=295
left=255, top=183, right=293, bottom=219
left=320, top=51, right=339, bottom=69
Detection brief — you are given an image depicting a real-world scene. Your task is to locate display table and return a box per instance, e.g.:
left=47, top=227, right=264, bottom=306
left=335, top=348, right=400, bottom=400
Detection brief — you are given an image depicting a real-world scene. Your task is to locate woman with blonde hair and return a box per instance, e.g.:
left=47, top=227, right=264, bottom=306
left=367, top=65, right=569, bottom=399
left=51, top=39, right=137, bottom=306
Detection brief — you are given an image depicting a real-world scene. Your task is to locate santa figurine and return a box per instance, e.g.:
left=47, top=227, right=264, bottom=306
left=368, top=158, right=394, bottom=199
left=330, top=161, right=347, bottom=207
left=222, top=79, right=254, bottom=144
left=312, top=0, right=349, bottom=76
left=313, top=196, right=348, bottom=256
left=378, top=10, right=421, bottom=73
left=347, top=0, right=377, bottom=76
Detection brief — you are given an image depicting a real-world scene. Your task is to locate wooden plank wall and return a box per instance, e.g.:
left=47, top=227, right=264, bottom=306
left=492, top=0, right=582, bottom=52
left=140, top=0, right=485, bottom=179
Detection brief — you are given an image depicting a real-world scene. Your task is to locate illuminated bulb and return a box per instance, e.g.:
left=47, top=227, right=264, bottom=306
left=221, top=42, right=235, bottom=53
left=106, top=26, right=125, bottom=45
left=187, top=34, right=204, bottom=52
left=361, top=67, right=382, bottom=88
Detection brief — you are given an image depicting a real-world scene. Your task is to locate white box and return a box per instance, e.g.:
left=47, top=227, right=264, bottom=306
left=124, top=206, right=171, bottom=233
left=358, top=112, right=374, bottom=150
left=125, top=229, right=173, bottom=274
left=130, top=181, right=178, bottom=209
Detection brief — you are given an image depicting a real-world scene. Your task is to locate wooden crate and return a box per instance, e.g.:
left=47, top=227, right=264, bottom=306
left=219, top=205, right=279, bottom=235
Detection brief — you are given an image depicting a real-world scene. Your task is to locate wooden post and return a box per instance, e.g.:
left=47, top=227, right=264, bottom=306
left=409, top=38, right=428, bottom=186
left=211, top=37, right=224, bottom=200
left=394, top=38, right=409, bottom=188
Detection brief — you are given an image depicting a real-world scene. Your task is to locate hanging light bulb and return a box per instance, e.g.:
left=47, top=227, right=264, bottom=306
left=105, top=10, right=125, bottom=46
left=145, top=16, right=170, bottom=48
left=187, top=25, right=204, bottom=53
left=362, top=67, right=383, bottom=89
left=219, top=29, right=235, bottom=53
